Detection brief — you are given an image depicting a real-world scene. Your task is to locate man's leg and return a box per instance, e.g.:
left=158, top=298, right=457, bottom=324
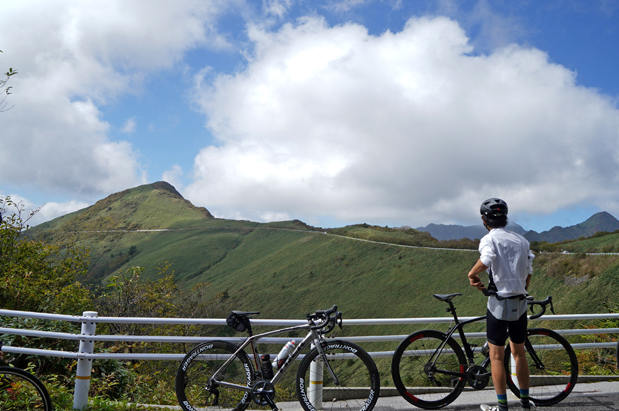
left=484, top=310, right=510, bottom=410
left=509, top=340, right=533, bottom=409
left=489, top=343, right=507, bottom=393
left=488, top=343, right=508, bottom=410
left=509, top=341, right=529, bottom=389
left=507, top=310, right=533, bottom=409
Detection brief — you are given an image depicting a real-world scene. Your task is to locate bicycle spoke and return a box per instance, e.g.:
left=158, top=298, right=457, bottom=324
left=392, top=330, right=466, bottom=409
left=176, top=342, right=254, bottom=411
left=297, top=341, right=379, bottom=411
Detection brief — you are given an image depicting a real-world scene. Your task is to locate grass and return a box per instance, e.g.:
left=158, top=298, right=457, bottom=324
left=23, top=181, right=619, bottom=399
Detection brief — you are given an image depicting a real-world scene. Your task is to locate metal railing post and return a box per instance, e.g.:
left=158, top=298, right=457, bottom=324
left=74, top=311, right=98, bottom=410
left=309, top=344, right=323, bottom=408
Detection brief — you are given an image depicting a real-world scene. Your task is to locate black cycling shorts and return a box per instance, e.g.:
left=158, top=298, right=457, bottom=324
left=486, top=308, right=527, bottom=346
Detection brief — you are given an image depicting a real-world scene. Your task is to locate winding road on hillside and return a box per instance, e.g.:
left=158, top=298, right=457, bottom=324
left=71, top=226, right=619, bottom=255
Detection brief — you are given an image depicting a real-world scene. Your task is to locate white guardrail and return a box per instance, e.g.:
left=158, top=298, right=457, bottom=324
left=1, top=309, right=619, bottom=409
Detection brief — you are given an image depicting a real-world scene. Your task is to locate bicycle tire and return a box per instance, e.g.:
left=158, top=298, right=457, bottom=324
left=391, top=330, right=467, bottom=409
left=175, top=341, right=254, bottom=411
left=504, top=328, right=578, bottom=406
left=0, top=366, right=53, bottom=411
left=296, top=340, right=380, bottom=411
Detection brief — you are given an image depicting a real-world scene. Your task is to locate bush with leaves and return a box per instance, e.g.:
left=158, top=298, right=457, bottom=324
left=1, top=198, right=229, bottom=404
left=0, top=199, right=140, bottom=407
left=1, top=197, right=94, bottom=379
left=0, top=197, right=92, bottom=314
left=92, top=263, right=228, bottom=404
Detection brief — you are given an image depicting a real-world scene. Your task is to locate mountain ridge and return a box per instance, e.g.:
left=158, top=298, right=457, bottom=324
left=33, top=182, right=619, bottom=245
left=35, top=181, right=214, bottom=232
left=523, top=211, right=619, bottom=243
left=417, top=222, right=526, bottom=241
left=417, top=212, right=619, bottom=243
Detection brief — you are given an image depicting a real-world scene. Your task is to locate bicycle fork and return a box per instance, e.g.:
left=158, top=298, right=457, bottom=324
left=312, top=337, right=340, bottom=386
left=524, top=338, right=545, bottom=370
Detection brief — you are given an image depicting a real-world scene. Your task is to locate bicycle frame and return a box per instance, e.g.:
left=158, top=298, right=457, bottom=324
left=430, top=297, right=551, bottom=380
left=426, top=298, right=488, bottom=378
left=209, top=321, right=335, bottom=393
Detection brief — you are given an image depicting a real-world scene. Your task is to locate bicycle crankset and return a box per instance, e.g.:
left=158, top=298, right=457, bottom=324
left=466, top=365, right=491, bottom=390
left=251, top=380, right=277, bottom=408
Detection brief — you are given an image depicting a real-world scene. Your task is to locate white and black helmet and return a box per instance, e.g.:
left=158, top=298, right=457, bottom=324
left=480, top=198, right=508, bottom=218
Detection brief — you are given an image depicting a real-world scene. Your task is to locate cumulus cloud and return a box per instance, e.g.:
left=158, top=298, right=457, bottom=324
left=34, top=200, right=90, bottom=226
left=187, top=15, right=619, bottom=226
left=0, top=0, right=232, bottom=200
left=121, top=117, right=136, bottom=133
left=263, top=0, right=294, bottom=18
left=1, top=194, right=88, bottom=227
left=162, top=165, right=185, bottom=191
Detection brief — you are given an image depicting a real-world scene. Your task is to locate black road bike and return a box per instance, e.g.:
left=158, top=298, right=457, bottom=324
left=391, top=294, right=578, bottom=409
left=175, top=306, right=380, bottom=411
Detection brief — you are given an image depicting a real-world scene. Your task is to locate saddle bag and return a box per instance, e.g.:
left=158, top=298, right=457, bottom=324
left=226, top=312, right=249, bottom=332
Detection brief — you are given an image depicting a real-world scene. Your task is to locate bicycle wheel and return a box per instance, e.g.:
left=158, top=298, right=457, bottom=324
left=0, top=366, right=53, bottom=411
left=391, top=330, right=467, bottom=409
left=296, top=340, right=380, bottom=411
left=176, top=341, right=254, bottom=411
left=504, top=328, right=578, bottom=406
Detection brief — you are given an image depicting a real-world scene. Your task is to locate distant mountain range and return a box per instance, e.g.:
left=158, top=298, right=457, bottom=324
left=417, top=212, right=619, bottom=243
left=416, top=222, right=526, bottom=241
left=33, top=180, right=619, bottom=246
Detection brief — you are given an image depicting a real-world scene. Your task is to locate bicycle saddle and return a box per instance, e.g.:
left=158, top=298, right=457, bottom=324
left=433, top=293, right=462, bottom=302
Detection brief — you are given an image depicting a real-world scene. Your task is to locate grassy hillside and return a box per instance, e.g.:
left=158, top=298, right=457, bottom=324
left=34, top=181, right=214, bottom=233
left=28, top=182, right=619, bottom=330
left=551, top=230, right=619, bottom=254
left=24, top=182, right=619, bottom=390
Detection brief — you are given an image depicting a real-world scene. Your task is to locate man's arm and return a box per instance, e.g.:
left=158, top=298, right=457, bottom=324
left=468, top=259, right=489, bottom=290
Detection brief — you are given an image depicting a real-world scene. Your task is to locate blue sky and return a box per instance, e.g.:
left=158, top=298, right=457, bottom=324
left=1, top=0, right=619, bottom=232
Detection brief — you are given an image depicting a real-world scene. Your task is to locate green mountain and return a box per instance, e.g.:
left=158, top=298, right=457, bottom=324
left=28, top=182, right=619, bottom=330
left=417, top=222, right=526, bottom=241
left=524, top=212, right=619, bottom=243
left=418, top=213, right=619, bottom=243
left=34, top=181, right=214, bottom=232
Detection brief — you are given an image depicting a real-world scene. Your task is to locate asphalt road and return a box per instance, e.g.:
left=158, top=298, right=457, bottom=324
left=368, top=381, right=619, bottom=411
left=272, top=381, right=619, bottom=411
left=153, top=381, right=619, bottom=410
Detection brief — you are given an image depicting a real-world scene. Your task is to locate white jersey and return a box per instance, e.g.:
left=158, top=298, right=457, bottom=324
left=479, top=227, right=534, bottom=298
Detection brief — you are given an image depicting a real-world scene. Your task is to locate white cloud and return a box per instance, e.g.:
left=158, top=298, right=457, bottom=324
left=263, top=0, right=294, bottom=18
left=34, top=200, right=90, bottom=226
left=0, top=0, right=232, bottom=200
left=121, top=117, right=136, bottom=133
left=162, top=165, right=184, bottom=191
left=325, top=0, right=371, bottom=13
left=1, top=194, right=88, bottom=226
left=187, top=15, right=619, bottom=226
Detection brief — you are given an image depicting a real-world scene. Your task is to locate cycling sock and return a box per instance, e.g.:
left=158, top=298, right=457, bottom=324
left=520, top=388, right=530, bottom=408
left=497, top=393, right=508, bottom=410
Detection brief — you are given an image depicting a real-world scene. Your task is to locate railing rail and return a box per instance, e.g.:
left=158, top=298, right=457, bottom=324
left=1, top=308, right=618, bottom=409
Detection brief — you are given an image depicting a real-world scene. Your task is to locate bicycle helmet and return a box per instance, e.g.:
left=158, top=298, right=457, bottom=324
left=480, top=198, right=508, bottom=218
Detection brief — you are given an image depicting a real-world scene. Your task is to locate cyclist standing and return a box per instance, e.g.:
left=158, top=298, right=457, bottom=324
left=467, top=198, right=535, bottom=411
